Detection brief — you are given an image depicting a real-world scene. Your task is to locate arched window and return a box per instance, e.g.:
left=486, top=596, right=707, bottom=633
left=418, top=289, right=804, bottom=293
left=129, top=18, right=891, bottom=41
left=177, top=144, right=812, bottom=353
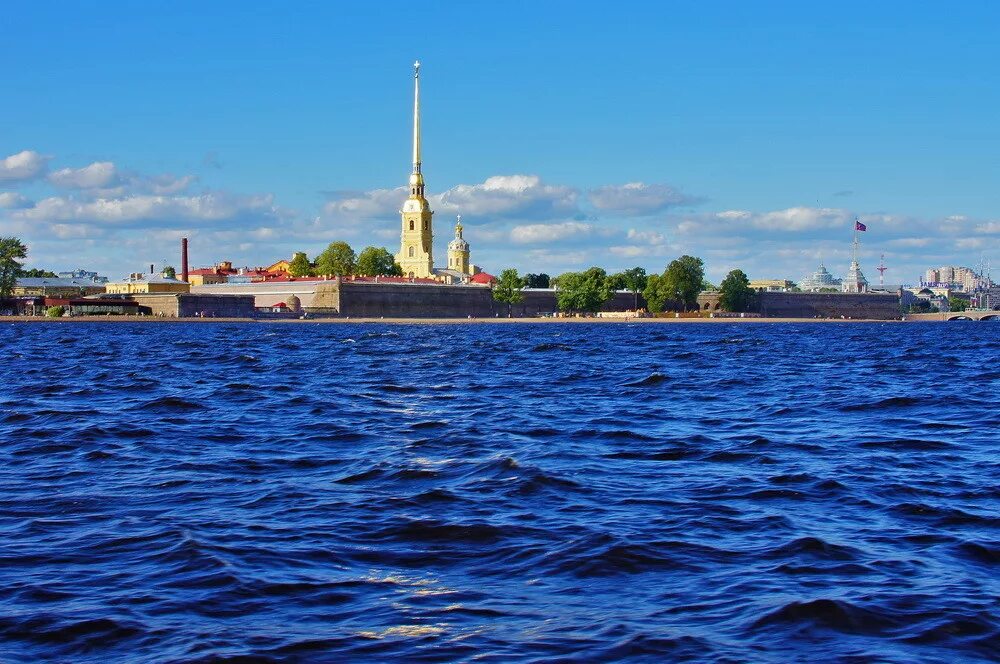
left=409, top=220, right=414, bottom=231
left=408, top=246, right=415, bottom=258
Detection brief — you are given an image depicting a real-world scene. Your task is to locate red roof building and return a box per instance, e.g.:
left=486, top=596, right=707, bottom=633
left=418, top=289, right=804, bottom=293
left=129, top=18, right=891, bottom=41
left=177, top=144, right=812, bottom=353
left=470, top=272, right=496, bottom=286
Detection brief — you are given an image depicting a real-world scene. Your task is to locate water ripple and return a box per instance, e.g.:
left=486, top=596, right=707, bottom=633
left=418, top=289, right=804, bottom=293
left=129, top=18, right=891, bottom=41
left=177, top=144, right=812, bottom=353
left=0, top=321, right=998, bottom=662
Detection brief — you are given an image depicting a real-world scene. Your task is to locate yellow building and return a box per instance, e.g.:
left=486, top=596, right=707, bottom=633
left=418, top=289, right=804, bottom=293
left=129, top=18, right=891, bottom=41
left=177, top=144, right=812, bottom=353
left=749, top=279, right=795, bottom=291
left=106, top=272, right=191, bottom=294
left=447, top=216, right=471, bottom=275
left=265, top=258, right=292, bottom=274
left=395, top=61, right=434, bottom=278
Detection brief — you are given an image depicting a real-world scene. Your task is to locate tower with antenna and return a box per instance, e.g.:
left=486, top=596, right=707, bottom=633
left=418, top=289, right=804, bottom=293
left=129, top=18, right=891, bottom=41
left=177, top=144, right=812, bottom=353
left=876, top=254, right=887, bottom=287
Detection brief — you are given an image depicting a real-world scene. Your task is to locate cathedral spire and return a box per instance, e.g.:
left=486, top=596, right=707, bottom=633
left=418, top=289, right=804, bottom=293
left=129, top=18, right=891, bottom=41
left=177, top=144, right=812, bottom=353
left=412, top=60, right=421, bottom=175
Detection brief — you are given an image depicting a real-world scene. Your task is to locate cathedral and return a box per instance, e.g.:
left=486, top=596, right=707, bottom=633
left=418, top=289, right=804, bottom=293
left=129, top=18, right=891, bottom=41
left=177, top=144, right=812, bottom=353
left=395, top=61, right=473, bottom=281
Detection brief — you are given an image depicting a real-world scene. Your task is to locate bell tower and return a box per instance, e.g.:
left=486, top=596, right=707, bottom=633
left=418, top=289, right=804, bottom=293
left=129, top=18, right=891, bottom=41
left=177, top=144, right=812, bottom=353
left=396, top=60, right=434, bottom=278
left=447, top=215, right=471, bottom=275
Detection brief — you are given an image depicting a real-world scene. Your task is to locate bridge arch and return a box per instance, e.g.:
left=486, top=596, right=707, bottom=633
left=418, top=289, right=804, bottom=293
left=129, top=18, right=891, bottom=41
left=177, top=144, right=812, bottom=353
left=947, top=315, right=974, bottom=321
left=981, top=314, right=998, bottom=321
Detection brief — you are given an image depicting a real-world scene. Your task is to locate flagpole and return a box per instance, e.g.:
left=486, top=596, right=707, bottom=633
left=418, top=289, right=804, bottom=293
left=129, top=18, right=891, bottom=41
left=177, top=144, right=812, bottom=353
left=852, top=218, right=858, bottom=265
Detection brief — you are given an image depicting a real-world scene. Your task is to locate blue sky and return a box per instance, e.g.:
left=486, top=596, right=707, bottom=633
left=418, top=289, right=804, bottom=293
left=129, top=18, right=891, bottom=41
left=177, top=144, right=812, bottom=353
left=2, top=0, right=998, bottom=284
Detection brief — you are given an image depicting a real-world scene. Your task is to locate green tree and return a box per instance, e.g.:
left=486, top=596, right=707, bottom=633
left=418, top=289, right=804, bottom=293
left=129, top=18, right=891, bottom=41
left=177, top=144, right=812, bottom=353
left=46, top=305, right=65, bottom=318
left=718, top=269, right=754, bottom=312
left=0, top=237, right=28, bottom=300
left=948, top=296, right=969, bottom=312
left=523, top=273, right=550, bottom=288
left=162, top=265, right=177, bottom=279
left=314, top=242, right=356, bottom=276
left=17, top=268, right=58, bottom=278
left=701, top=278, right=718, bottom=291
left=556, top=269, right=611, bottom=313
left=661, top=255, right=705, bottom=311
left=613, top=267, right=648, bottom=310
left=356, top=246, right=403, bottom=276
left=493, top=268, right=525, bottom=317
left=642, top=273, right=670, bottom=313
left=288, top=251, right=313, bottom=277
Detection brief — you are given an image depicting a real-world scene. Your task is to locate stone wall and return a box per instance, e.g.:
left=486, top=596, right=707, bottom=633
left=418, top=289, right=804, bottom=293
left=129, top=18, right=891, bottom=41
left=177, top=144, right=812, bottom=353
left=129, top=294, right=256, bottom=318
left=698, top=290, right=900, bottom=319
left=305, top=282, right=645, bottom=318
left=331, top=282, right=496, bottom=318
left=758, top=291, right=901, bottom=319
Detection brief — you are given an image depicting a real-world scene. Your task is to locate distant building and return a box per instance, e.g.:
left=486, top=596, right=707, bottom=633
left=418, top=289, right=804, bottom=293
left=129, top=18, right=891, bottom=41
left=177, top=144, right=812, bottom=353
left=923, top=265, right=988, bottom=291
left=14, top=277, right=106, bottom=298
left=185, top=268, right=229, bottom=286
left=264, top=258, right=293, bottom=275
left=106, top=272, right=190, bottom=294
left=57, top=269, right=108, bottom=283
left=749, top=279, right=795, bottom=292
left=799, top=264, right=842, bottom=291
left=469, top=272, right=496, bottom=286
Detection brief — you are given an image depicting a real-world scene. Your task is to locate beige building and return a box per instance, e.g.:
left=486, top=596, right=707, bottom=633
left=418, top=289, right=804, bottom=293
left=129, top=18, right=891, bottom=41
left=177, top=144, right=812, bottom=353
left=106, top=272, right=191, bottom=295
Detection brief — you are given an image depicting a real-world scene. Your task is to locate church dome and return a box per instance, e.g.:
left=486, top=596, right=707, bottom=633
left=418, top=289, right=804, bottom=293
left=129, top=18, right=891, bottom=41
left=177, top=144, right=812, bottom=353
left=286, top=294, right=301, bottom=312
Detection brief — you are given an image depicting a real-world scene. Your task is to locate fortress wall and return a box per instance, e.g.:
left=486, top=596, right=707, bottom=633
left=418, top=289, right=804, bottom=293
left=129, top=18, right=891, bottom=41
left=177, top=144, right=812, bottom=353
left=305, top=284, right=645, bottom=318
left=759, top=292, right=901, bottom=319
left=129, top=294, right=256, bottom=318
left=331, top=282, right=496, bottom=318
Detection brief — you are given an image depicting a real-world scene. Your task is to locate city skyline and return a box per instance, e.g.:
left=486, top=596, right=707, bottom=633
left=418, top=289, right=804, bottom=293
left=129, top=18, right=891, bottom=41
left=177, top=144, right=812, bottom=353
left=2, top=1, right=998, bottom=284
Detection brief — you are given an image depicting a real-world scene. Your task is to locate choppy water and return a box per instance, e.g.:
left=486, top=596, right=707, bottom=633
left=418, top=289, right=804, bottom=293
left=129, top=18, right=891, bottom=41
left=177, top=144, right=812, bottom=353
left=1, top=321, right=998, bottom=663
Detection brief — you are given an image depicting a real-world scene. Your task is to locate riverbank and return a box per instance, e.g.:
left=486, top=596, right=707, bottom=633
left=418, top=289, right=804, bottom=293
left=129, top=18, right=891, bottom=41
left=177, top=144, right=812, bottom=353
left=3, top=315, right=913, bottom=324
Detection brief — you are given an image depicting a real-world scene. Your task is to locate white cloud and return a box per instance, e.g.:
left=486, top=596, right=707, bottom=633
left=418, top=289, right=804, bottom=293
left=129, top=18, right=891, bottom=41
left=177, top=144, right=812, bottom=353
left=49, top=161, right=121, bottom=189
left=322, top=186, right=407, bottom=220
left=510, top=221, right=592, bottom=244
left=524, top=248, right=589, bottom=269
left=751, top=207, right=850, bottom=231
left=321, top=175, right=580, bottom=225
left=13, top=192, right=281, bottom=229
left=437, top=175, right=578, bottom=219
left=0, top=150, right=50, bottom=182
left=626, top=228, right=667, bottom=244
left=0, top=192, right=32, bottom=209
left=888, top=237, right=932, bottom=248
left=974, top=222, right=1000, bottom=234
left=588, top=182, right=701, bottom=215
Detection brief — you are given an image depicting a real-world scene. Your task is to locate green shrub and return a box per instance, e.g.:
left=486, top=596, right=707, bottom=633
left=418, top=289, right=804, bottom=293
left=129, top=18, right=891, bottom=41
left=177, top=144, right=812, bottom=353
left=45, top=306, right=65, bottom=318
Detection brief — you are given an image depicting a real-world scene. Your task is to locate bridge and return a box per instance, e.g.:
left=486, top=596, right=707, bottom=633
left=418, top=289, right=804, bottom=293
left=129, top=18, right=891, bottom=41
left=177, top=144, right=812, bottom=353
left=905, top=310, right=1000, bottom=322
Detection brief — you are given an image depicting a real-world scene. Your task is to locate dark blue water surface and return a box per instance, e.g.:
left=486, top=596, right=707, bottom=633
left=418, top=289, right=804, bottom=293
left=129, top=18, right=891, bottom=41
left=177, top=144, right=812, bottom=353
left=1, top=321, right=998, bottom=663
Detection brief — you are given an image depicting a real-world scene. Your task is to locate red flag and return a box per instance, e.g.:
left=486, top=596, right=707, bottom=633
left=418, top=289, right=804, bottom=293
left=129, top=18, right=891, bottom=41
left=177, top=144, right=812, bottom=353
left=855, top=220, right=867, bottom=232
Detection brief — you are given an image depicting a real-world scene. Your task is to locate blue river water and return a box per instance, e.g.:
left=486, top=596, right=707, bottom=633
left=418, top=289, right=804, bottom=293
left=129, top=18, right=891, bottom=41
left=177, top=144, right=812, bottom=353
left=0, top=321, right=997, bottom=663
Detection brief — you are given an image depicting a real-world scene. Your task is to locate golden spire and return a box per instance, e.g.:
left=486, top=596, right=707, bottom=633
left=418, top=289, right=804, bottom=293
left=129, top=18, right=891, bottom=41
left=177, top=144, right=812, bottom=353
left=455, top=214, right=463, bottom=237
left=412, top=60, right=421, bottom=175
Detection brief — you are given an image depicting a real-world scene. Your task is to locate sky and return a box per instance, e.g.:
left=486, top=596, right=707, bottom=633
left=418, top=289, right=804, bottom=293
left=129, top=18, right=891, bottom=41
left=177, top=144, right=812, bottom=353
left=2, top=0, right=998, bottom=284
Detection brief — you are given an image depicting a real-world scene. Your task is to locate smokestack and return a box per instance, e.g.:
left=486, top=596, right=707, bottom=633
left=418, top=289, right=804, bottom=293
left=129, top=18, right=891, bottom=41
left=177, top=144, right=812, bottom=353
left=150, top=263, right=154, bottom=275
left=181, top=238, right=189, bottom=283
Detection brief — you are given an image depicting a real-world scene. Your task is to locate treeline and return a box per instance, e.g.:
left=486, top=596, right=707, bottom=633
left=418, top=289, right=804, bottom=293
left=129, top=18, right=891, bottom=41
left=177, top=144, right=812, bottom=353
left=287, top=242, right=403, bottom=277
left=493, top=256, right=756, bottom=315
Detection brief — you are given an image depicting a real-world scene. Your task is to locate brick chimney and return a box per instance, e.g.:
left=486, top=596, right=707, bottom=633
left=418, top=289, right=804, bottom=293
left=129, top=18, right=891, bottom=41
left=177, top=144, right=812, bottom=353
left=181, top=238, right=189, bottom=283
